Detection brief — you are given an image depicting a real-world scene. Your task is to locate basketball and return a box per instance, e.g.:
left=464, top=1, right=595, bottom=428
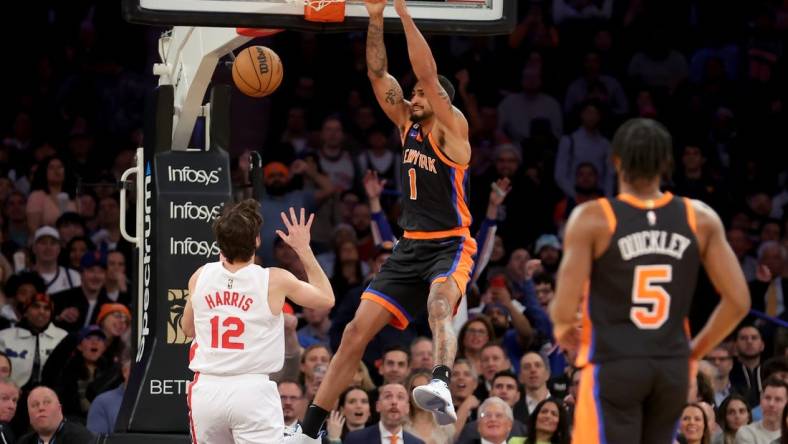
left=232, top=46, right=284, bottom=98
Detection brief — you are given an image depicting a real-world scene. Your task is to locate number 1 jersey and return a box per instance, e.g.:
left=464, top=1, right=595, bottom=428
left=398, top=122, right=471, bottom=233
left=188, top=262, right=284, bottom=376
left=577, top=193, right=700, bottom=367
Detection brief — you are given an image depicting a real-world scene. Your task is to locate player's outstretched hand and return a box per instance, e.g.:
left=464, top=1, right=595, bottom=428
left=363, top=170, right=387, bottom=200
left=276, top=207, right=315, bottom=254
left=394, top=0, right=410, bottom=17
left=555, top=323, right=581, bottom=353
left=365, top=0, right=385, bottom=17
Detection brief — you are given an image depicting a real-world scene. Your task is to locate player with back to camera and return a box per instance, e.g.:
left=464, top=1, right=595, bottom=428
left=182, top=200, right=334, bottom=443
left=550, top=118, right=751, bottom=444
left=288, top=0, right=477, bottom=442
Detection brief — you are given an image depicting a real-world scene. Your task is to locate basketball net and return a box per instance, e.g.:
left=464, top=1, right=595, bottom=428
left=287, top=0, right=346, bottom=22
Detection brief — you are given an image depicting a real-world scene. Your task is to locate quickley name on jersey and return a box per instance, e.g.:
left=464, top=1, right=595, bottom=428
left=577, top=193, right=701, bottom=367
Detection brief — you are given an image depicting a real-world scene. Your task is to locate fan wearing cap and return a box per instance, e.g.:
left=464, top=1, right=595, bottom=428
left=50, top=249, right=113, bottom=333
left=0, top=293, right=68, bottom=388
left=55, top=326, right=120, bottom=422
left=31, top=226, right=81, bottom=295
left=258, top=159, right=334, bottom=266
left=534, top=234, right=562, bottom=276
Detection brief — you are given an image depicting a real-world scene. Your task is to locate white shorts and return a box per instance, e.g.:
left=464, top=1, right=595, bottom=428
left=188, top=373, right=283, bottom=444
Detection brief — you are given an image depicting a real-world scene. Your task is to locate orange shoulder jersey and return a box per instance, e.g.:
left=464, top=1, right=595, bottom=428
left=398, top=122, right=471, bottom=233
left=576, top=192, right=701, bottom=367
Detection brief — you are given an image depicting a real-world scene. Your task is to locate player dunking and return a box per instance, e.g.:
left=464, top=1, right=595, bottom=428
left=182, top=200, right=334, bottom=443
left=290, top=0, right=476, bottom=441
left=550, top=119, right=751, bottom=444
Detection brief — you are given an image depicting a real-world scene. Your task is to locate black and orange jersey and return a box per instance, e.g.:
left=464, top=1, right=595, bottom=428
left=577, top=192, right=701, bottom=367
left=398, top=122, right=471, bottom=233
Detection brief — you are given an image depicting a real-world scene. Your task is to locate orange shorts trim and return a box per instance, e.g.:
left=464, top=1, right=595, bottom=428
left=573, top=364, right=605, bottom=444
left=403, top=227, right=471, bottom=240
left=429, top=236, right=477, bottom=296
left=361, top=290, right=411, bottom=330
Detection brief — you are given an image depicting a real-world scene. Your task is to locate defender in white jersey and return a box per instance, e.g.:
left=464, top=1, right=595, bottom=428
left=182, top=201, right=335, bottom=444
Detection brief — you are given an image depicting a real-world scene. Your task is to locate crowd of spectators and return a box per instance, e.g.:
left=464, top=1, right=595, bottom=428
left=1, top=0, right=788, bottom=442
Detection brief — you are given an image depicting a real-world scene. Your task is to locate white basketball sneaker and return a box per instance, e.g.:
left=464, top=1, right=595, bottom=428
left=283, top=424, right=321, bottom=444
left=412, top=379, right=457, bottom=425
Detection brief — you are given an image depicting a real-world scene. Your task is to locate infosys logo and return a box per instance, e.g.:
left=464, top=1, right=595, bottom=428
left=170, top=237, right=220, bottom=258
left=169, top=201, right=223, bottom=223
left=167, top=166, right=221, bottom=186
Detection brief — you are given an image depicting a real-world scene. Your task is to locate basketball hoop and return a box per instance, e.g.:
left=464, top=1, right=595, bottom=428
left=287, top=0, right=346, bottom=23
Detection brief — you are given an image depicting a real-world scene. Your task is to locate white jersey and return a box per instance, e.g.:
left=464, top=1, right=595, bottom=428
left=189, top=262, right=284, bottom=376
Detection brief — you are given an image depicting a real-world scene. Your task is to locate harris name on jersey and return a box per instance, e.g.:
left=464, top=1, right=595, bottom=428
left=204, top=290, right=254, bottom=311
left=617, top=230, right=692, bottom=261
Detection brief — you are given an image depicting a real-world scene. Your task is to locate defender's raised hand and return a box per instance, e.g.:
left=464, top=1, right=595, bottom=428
left=276, top=207, right=315, bottom=254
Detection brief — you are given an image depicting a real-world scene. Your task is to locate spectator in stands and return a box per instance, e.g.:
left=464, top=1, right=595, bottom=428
left=328, top=240, right=365, bottom=300
left=104, top=251, right=129, bottom=305
left=459, top=396, right=517, bottom=444
left=727, top=228, right=758, bottom=282
left=77, top=192, right=98, bottom=234
left=489, top=370, right=527, bottom=421
left=732, top=325, right=766, bottom=407
left=520, top=352, right=551, bottom=414
left=0, top=377, right=18, bottom=444
left=379, top=344, right=410, bottom=386
left=4, top=191, right=29, bottom=249
left=317, top=116, right=360, bottom=194
left=564, top=51, right=628, bottom=118
left=0, top=292, right=67, bottom=388
left=257, top=160, right=333, bottom=266
left=533, top=273, right=555, bottom=311
left=714, top=393, right=751, bottom=444
left=344, top=383, right=423, bottom=444
left=553, top=162, right=604, bottom=229
left=705, top=346, right=736, bottom=406
left=90, top=195, right=129, bottom=256
left=750, top=241, right=787, bottom=319
left=55, top=213, right=85, bottom=246
left=356, top=125, right=401, bottom=195
left=552, top=0, right=613, bottom=24
left=627, top=33, right=689, bottom=93
left=2, top=271, right=45, bottom=324
left=678, top=403, right=710, bottom=444
left=18, top=386, right=95, bottom=443
left=86, top=353, right=130, bottom=434
left=457, top=316, right=495, bottom=375
left=326, top=386, right=371, bottom=441
left=735, top=377, right=787, bottom=443
left=31, top=227, right=81, bottom=294
left=409, top=337, right=433, bottom=371
left=51, top=249, right=112, bottom=333
left=404, top=369, right=453, bottom=444
left=535, top=234, right=562, bottom=276
left=673, top=143, right=724, bottom=212
left=56, top=326, right=120, bottom=421
left=451, top=358, right=480, bottom=416
left=497, top=65, right=563, bottom=145
left=524, top=398, right=570, bottom=444
left=279, top=380, right=306, bottom=435
left=299, top=344, right=331, bottom=391
left=62, top=236, right=92, bottom=271
left=0, top=354, right=10, bottom=378
left=554, top=100, right=614, bottom=198
left=297, top=306, right=331, bottom=349
left=475, top=344, right=512, bottom=400
left=25, top=156, right=76, bottom=232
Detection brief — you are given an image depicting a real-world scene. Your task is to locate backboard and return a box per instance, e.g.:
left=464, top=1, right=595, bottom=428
left=123, top=0, right=516, bottom=35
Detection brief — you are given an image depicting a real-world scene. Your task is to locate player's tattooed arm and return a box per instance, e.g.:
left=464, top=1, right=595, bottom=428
left=366, top=17, right=387, bottom=79
left=384, top=78, right=404, bottom=105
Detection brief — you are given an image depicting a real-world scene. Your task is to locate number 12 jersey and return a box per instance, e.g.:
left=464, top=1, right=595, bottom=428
left=189, top=262, right=284, bottom=376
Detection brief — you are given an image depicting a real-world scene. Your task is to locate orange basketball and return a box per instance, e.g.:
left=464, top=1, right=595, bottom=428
left=232, top=46, right=284, bottom=98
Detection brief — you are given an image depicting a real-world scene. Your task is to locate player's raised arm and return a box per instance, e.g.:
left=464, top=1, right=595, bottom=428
left=394, top=0, right=468, bottom=137
left=689, top=200, right=750, bottom=359
left=365, top=0, right=410, bottom=131
left=269, top=208, right=335, bottom=311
